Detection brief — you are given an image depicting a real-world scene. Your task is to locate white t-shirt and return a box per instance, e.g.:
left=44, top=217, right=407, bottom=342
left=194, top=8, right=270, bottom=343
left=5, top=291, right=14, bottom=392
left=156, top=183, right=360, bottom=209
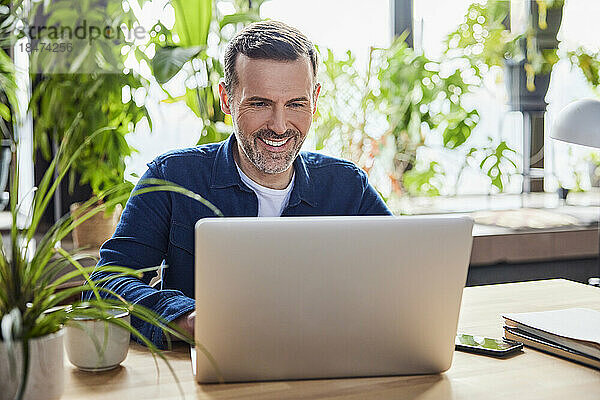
left=236, top=164, right=295, bottom=217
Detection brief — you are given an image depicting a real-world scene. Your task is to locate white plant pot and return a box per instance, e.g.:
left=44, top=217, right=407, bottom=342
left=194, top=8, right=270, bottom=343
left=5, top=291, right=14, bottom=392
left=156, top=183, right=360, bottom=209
left=588, top=162, right=600, bottom=187
left=0, top=329, right=64, bottom=400
left=65, top=311, right=130, bottom=371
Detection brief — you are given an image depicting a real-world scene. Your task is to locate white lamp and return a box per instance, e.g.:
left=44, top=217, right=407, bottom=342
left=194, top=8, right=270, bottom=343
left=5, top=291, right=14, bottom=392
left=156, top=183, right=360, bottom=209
left=551, top=98, right=600, bottom=286
left=551, top=99, right=600, bottom=147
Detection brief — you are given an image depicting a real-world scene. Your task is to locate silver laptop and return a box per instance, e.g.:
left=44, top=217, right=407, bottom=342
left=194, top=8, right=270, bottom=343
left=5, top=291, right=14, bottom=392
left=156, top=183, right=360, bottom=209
left=194, top=215, right=473, bottom=383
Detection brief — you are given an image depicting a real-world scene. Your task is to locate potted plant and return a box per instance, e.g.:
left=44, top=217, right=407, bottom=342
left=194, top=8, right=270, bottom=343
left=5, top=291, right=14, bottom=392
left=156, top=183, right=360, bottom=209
left=0, top=3, right=221, bottom=397
left=312, top=37, right=517, bottom=199
left=147, top=0, right=265, bottom=145
left=445, top=0, right=564, bottom=111
left=27, top=0, right=149, bottom=248
left=0, top=123, right=221, bottom=400
left=448, top=0, right=600, bottom=107
left=30, top=72, right=144, bottom=248
left=505, top=0, right=563, bottom=111
left=586, top=152, right=600, bottom=187
left=0, top=45, right=17, bottom=211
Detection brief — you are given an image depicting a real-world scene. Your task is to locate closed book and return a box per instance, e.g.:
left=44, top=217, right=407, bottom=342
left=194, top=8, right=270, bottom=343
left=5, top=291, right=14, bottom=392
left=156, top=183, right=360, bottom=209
left=504, top=326, right=600, bottom=370
left=502, top=308, right=600, bottom=359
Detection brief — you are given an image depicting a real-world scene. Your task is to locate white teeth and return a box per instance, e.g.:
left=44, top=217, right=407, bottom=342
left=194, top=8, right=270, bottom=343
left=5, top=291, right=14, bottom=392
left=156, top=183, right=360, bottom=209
left=263, top=138, right=289, bottom=147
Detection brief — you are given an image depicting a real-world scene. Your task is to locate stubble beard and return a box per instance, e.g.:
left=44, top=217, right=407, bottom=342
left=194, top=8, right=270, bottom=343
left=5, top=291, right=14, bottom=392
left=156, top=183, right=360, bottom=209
left=236, top=128, right=303, bottom=174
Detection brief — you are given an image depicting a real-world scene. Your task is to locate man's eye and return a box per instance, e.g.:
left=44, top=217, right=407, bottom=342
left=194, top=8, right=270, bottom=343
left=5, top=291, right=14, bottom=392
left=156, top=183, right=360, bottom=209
left=288, top=102, right=306, bottom=108
left=250, top=102, right=267, bottom=107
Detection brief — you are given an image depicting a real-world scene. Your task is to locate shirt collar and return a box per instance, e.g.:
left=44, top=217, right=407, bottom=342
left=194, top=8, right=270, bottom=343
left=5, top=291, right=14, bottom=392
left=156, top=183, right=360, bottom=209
left=210, top=134, right=247, bottom=190
left=288, top=152, right=317, bottom=208
left=210, top=134, right=318, bottom=208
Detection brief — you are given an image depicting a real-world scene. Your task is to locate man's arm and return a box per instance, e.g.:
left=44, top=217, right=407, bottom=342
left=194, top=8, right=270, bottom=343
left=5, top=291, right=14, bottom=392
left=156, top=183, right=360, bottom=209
left=87, top=161, right=194, bottom=348
left=357, top=170, right=393, bottom=216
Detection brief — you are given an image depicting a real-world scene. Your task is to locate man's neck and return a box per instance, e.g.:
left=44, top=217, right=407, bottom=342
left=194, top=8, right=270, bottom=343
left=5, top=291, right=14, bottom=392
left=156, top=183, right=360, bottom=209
left=233, top=144, right=294, bottom=190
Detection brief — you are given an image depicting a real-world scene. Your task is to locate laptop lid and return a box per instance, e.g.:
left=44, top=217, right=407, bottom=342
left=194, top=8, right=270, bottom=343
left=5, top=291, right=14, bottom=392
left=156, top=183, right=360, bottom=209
left=194, top=215, right=473, bottom=383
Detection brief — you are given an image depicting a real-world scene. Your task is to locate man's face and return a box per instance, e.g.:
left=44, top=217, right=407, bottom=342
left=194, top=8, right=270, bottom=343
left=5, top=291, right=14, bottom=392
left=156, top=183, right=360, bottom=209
left=219, top=55, right=320, bottom=176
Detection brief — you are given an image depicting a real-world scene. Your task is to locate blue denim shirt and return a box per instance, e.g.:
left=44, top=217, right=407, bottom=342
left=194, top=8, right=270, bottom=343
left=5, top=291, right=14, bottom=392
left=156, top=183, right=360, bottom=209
left=91, top=134, right=391, bottom=348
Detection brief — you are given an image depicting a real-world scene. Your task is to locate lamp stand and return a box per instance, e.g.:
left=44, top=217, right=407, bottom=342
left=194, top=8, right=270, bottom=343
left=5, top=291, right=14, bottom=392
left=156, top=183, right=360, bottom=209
left=591, top=200, right=600, bottom=288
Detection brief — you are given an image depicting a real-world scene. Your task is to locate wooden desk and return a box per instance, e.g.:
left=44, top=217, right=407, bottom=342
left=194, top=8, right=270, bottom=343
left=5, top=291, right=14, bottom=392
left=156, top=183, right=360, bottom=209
left=62, top=279, right=600, bottom=399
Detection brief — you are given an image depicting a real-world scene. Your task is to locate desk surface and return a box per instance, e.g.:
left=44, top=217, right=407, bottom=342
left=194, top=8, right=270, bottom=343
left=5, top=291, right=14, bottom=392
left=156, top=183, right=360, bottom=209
left=62, top=279, right=600, bottom=399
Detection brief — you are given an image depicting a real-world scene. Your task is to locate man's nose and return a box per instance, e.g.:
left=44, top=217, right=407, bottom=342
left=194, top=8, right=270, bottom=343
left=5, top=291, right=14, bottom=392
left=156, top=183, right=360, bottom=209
left=268, top=106, right=287, bottom=135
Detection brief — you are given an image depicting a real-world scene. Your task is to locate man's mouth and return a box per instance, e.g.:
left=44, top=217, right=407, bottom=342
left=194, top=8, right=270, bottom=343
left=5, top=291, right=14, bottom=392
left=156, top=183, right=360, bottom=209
left=258, top=137, right=292, bottom=150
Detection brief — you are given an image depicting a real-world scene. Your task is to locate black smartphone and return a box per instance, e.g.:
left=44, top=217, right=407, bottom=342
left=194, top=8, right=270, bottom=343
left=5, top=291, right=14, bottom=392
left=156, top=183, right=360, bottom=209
left=455, top=333, right=523, bottom=357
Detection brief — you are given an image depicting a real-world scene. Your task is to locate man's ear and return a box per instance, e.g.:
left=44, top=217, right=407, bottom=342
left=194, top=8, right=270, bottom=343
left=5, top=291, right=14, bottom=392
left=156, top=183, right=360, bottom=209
left=218, top=81, right=232, bottom=115
left=312, top=83, right=322, bottom=114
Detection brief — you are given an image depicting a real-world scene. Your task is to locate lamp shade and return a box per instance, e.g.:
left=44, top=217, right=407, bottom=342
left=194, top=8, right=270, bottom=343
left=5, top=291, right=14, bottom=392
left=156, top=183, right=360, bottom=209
left=551, top=99, right=600, bottom=149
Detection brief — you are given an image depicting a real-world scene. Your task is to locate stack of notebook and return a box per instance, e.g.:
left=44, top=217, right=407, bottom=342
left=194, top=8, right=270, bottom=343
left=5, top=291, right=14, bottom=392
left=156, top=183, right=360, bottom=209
left=503, top=308, right=600, bottom=369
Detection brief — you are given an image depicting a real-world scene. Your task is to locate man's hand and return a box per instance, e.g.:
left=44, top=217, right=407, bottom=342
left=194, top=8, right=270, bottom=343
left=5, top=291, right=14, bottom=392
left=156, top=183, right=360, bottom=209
left=173, top=310, right=195, bottom=339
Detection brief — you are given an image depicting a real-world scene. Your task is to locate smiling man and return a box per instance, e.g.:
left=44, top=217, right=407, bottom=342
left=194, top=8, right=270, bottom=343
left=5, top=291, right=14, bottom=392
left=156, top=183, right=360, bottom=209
left=91, top=21, right=391, bottom=347
left=223, top=55, right=314, bottom=190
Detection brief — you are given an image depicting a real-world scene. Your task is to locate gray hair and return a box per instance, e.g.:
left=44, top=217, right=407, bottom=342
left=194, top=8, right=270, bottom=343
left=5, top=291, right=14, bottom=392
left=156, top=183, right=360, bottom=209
left=223, top=20, right=319, bottom=96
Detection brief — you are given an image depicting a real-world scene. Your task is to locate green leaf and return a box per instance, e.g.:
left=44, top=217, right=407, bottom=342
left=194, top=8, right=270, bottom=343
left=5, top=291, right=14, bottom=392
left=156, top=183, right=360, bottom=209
left=171, top=0, right=212, bottom=47
left=184, top=87, right=201, bottom=118
left=161, top=94, right=187, bottom=104
left=442, top=110, right=479, bottom=149
left=476, top=140, right=517, bottom=191
left=402, top=161, right=443, bottom=196
left=219, top=12, right=261, bottom=29
left=0, top=103, right=10, bottom=121
left=151, top=45, right=202, bottom=84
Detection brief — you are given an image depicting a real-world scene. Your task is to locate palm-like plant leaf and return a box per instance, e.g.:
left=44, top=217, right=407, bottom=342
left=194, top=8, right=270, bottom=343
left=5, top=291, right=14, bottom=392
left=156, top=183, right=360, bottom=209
left=0, top=123, right=225, bottom=398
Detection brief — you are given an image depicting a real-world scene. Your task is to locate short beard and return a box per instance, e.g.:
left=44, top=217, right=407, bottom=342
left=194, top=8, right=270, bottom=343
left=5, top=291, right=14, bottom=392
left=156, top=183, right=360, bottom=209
left=237, top=128, right=302, bottom=174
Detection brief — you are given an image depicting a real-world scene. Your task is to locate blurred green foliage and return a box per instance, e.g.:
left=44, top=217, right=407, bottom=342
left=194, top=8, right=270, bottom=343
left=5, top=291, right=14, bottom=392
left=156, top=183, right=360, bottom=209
left=0, top=48, right=17, bottom=140
left=30, top=73, right=146, bottom=204
left=0, top=0, right=20, bottom=140
left=447, top=0, right=572, bottom=91
left=145, top=0, right=264, bottom=145
left=26, top=0, right=149, bottom=208
left=314, top=36, right=518, bottom=198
